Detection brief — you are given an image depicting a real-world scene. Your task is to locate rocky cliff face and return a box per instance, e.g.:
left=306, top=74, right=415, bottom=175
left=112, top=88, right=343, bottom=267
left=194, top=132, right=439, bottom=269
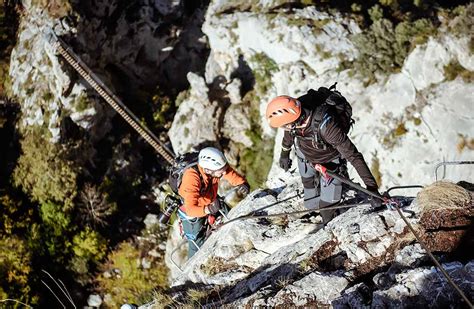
left=6, top=0, right=473, bottom=306
left=10, top=0, right=209, bottom=142
left=160, top=1, right=474, bottom=307
left=169, top=2, right=474, bottom=189
left=162, top=179, right=473, bottom=307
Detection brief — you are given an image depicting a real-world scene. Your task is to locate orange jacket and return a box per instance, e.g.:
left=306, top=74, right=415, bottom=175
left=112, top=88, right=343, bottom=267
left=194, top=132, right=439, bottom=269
left=178, top=165, right=246, bottom=217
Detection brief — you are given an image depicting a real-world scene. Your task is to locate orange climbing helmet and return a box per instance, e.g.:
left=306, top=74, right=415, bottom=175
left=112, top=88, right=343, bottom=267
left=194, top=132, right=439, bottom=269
left=265, top=95, right=302, bottom=128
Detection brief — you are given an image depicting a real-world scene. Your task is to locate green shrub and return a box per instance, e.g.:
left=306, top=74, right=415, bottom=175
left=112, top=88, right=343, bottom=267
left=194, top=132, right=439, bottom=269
left=395, top=19, right=436, bottom=50
left=74, top=93, right=91, bottom=112
left=236, top=54, right=278, bottom=188
left=39, top=201, right=74, bottom=262
left=96, top=242, right=168, bottom=308
left=444, top=60, right=474, bottom=83
left=249, top=52, right=278, bottom=95
left=175, top=89, right=190, bottom=107
left=30, top=0, right=71, bottom=17
left=13, top=130, right=79, bottom=209
left=0, top=191, right=34, bottom=235
left=351, top=17, right=436, bottom=83
left=447, top=4, right=474, bottom=41
left=70, top=227, right=107, bottom=279
left=240, top=133, right=274, bottom=189
left=150, top=88, right=174, bottom=129
left=72, top=227, right=107, bottom=263
left=0, top=236, right=37, bottom=305
left=40, top=202, right=71, bottom=235
left=238, top=91, right=274, bottom=189
left=368, top=4, right=384, bottom=22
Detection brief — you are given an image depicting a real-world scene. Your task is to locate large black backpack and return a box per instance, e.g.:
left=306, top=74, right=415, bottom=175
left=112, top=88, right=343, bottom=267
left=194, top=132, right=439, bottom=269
left=168, top=152, right=202, bottom=194
left=297, top=82, right=354, bottom=149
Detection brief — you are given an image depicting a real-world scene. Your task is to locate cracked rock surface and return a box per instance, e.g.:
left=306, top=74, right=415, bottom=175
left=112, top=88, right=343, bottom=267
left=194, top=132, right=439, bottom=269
left=165, top=178, right=474, bottom=307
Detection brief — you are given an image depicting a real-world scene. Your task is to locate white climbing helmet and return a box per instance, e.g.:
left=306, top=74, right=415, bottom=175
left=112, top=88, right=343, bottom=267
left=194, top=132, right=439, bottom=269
left=198, top=147, right=227, bottom=171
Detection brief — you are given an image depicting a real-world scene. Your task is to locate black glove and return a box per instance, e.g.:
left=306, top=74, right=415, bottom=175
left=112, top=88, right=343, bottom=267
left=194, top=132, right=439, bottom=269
left=279, top=149, right=292, bottom=172
left=236, top=182, right=250, bottom=197
left=366, top=186, right=383, bottom=208
left=206, top=199, right=220, bottom=215
left=368, top=195, right=383, bottom=208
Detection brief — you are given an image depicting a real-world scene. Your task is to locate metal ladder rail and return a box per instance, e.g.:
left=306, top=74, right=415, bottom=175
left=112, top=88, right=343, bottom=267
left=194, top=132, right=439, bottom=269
left=47, top=32, right=175, bottom=164
left=434, top=161, right=474, bottom=181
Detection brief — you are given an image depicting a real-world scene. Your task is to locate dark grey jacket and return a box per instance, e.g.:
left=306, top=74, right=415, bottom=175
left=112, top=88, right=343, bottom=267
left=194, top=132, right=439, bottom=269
left=282, top=108, right=378, bottom=189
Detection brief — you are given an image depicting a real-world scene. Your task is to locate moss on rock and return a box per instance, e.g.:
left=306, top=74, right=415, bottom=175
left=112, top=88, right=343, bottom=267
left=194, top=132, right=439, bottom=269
left=237, top=91, right=274, bottom=189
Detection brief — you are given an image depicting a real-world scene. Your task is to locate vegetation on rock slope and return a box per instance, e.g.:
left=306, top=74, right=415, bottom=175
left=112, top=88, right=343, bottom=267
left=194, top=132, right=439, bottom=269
left=0, top=0, right=472, bottom=306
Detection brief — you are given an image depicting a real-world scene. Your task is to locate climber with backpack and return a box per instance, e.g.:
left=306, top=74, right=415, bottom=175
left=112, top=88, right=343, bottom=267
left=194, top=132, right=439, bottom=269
left=265, top=83, right=381, bottom=225
left=168, top=147, right=249, bottom=259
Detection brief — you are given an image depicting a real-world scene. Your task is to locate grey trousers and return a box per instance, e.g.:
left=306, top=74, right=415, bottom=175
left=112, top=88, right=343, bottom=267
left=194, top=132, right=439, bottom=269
left=296, top=150, right=344, bottom=224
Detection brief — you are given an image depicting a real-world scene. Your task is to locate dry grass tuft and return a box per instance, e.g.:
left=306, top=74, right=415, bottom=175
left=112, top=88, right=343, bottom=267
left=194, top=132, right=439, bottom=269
left=200, top=256, right=239, bottom=276
left=417, top=181, right=471, bottom=214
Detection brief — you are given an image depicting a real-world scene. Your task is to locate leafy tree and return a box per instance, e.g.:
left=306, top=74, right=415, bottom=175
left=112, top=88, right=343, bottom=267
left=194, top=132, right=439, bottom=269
left=0, top=236, right=37, bottom=305
left=38, top=201, right=73, bottom=263
left=70, top=227, right=107, bottom=278
left=0, top=191, right=34, bottom=235
left=13, top=130, right=79, bottom=209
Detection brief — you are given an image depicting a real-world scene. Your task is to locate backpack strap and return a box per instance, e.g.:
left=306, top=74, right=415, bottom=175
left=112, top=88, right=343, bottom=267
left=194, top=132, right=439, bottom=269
left=189, top=164, right=210, bottom=195
left=311, top=104, right=332, bottom=150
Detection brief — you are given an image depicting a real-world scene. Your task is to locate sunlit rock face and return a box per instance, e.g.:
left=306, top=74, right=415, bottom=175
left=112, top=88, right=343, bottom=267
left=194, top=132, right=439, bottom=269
left=9, top=3, right=107, bottom=142
left=169, top=1, right=473, bottom=189
left=165, top=175, right=473, bottom=307
left=164, top=2, right=474, bottom=306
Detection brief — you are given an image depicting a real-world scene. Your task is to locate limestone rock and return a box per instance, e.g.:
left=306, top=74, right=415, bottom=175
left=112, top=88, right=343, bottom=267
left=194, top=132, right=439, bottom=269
left=268, top=271, right=349, bottom=306
left=87, top=294, right=102, bottom=307
left=143, top=214, right=159, bottom=230
left=222, top=103, right=253, bottom=148
left=372, top=261, right=474, bottom=308
left=167, top=172, right=473, bottom=307
left=168, top=73, right=220, bottom=154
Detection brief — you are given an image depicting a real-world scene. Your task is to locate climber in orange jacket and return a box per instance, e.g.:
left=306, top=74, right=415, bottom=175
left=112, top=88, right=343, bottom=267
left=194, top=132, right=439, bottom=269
left=177, top=147, right=249, bottom=258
